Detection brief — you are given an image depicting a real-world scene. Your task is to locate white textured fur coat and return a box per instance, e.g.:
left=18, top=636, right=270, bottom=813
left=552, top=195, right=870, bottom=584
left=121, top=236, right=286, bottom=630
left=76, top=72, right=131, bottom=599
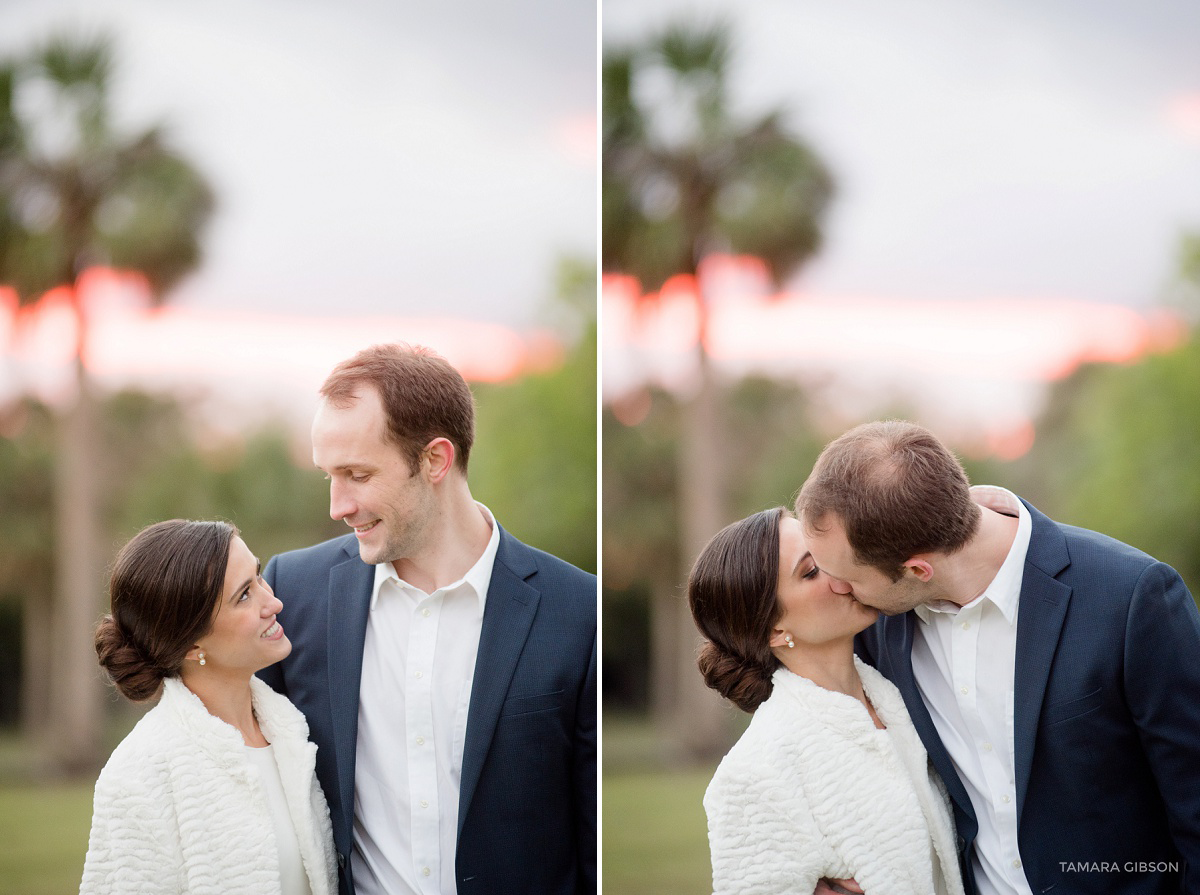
left=80, top=676, right=336, bottom=895
left=704, top=658, right=965, bottom=895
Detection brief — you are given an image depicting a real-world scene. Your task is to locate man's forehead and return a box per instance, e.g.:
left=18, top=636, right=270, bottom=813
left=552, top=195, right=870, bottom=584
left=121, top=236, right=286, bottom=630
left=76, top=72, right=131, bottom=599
left=803, top=513, right=849, bottom=543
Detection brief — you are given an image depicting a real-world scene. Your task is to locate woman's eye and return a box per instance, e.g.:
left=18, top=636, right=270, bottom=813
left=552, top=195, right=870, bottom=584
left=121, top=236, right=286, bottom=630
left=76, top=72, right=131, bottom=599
left=239, top=587, right=252, bottom=603
left=802, top=566, right=820, bottom=580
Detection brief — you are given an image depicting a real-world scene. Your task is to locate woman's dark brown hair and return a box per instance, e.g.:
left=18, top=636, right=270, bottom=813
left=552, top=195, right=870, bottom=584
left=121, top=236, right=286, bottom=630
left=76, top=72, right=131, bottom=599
left=95, top=519, right=237, bottom=702
left=687, top=507, right=787, bottom=713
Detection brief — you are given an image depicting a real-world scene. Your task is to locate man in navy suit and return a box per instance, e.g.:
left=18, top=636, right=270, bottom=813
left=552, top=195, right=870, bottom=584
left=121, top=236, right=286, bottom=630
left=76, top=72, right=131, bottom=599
left=796, top=420, right=1200, bottom=895
left=258, top=344, right=596, bottom=895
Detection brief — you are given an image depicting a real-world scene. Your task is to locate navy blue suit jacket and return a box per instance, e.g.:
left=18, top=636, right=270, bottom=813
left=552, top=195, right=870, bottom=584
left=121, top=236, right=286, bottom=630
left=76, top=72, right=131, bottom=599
left=258, top=526, right=597, bottom=895
left=858, top=500, right=1200, bottom=894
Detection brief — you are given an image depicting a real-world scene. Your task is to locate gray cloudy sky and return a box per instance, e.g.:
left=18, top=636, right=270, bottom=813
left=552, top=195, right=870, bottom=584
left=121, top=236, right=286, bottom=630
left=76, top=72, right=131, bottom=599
left=605, top=0, right=1200, bottom=308
left=0, top=0, right=596, bottom=324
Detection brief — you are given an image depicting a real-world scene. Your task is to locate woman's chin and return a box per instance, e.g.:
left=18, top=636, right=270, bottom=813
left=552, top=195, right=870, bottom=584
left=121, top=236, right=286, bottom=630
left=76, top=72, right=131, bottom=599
left=855, top=608, right=881, bottom=632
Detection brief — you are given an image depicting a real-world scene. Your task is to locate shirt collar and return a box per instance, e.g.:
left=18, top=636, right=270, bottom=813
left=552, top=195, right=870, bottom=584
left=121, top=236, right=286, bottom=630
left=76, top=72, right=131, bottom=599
left=914, top=485, right=1030, bottom=626
left=369, top=502, right=501, bottom=611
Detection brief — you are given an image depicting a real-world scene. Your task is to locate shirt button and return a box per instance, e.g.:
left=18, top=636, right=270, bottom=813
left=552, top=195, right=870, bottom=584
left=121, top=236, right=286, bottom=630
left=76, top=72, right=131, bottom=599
left=960, top=686, right=969, bottom=695
left=416, top=737, right=425, bottom=745
left=415, top=671, right=423, bottom=679
left=422, top=867, right=431, bottom=877
left=422, top=609, right=430, bottom=617
left=961, top=621, right=970, bottom=630
left=1012, top=859, right=1022, bottom=869
left=982, top=742, right=993, bottom=752
left=420, top=799, right=429, bottom=808
left=1002, top=795, right=1011, bottom=804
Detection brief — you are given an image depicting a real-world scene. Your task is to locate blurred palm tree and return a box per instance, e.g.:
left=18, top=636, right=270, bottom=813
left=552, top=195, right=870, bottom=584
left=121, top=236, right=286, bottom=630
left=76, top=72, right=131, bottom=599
left=603, top=20, right=833, bottom=759
left=0, top=32, right=213, bottom=773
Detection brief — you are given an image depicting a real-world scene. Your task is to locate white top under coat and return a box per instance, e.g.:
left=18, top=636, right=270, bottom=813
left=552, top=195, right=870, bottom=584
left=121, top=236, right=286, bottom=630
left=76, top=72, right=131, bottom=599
left=247, top=744, right=314, bottom=895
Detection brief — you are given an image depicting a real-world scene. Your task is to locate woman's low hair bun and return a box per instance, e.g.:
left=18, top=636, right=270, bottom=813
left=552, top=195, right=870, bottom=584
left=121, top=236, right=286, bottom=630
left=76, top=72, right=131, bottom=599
left=687, top=507, right=788, bottom=714
left=698, top=640, right=775, bottom=713
left=94, top=615, right=169, bottom=703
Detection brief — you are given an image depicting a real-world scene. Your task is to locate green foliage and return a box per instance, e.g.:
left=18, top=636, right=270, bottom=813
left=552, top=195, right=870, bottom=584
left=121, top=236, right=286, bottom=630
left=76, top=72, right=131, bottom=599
left=468, top=256, right=596, bottom=574
left=602, top=376, right=822, bottom=713
left=602, top=391, right=682, bottom=589
left=1028, top=332, right=1200, bottom=593
left=113, top=427, right=343, bottom=564
left=0, top=402, right=55, bottom=599
left=472, top=334, right=597, bottom=575
left=0, top=391, right=342, bottom=729
left=603, top=18, right=834, bottom=289
left=722, top=375, right=824, bottom=516
left=0, top=31, right=213, bottom=301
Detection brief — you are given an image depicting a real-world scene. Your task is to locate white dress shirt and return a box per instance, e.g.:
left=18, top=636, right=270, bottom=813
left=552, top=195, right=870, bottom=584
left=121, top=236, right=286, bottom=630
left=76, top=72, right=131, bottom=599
left=353, top=504, right=500, bottom=895
left=911, top=485, right=1034, bottom=895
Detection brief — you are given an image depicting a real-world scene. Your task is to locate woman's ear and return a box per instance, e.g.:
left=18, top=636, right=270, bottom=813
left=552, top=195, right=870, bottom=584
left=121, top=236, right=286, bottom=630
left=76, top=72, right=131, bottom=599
left=768, top=628, right=793, bottom=649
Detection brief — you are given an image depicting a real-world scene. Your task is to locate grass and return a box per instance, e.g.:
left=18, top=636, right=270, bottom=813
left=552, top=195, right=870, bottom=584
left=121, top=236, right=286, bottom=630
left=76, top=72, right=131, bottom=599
left=603, top=766, right=716, bottom=895
left=0, top=782, right=93, bottom=895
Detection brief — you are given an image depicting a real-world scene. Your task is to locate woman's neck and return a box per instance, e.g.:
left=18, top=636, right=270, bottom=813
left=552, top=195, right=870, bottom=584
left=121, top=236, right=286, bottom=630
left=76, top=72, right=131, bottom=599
left=179, top=669, right=267, bottom=747
left=775, top=638, right=885, bottom=728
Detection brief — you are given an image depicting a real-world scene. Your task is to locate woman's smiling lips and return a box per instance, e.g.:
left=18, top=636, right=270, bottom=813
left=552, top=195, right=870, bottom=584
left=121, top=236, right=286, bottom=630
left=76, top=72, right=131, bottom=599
left=260, top=620, right=285, bottom=640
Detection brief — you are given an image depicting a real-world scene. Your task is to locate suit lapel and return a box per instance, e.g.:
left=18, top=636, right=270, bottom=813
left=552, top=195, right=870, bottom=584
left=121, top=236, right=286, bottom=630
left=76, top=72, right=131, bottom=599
left=327, top=541, right=374, bottom=837
left=884, top=613, right=975, bottom=825
left=1013, top=501, right=1071, bottom=817
left=457, top=528, right=540, bottom=835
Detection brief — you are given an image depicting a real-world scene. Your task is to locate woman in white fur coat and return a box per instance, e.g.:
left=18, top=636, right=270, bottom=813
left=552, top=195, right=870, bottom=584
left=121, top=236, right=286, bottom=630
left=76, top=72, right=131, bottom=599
left=81, top=519, right=336, bottom=895
left=688, top=508, right=965, bottom=895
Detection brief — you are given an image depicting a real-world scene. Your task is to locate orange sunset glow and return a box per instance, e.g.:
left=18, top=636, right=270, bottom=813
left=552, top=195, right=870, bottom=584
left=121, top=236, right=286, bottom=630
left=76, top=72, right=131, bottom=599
left=1, top=268, right=562, bottom=423
left=603, top=256, right=1186, bottom=459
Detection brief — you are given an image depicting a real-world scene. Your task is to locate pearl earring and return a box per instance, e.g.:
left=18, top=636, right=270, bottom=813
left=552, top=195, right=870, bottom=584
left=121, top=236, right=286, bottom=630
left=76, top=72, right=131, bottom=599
left=198, top=652, right=206, bottom=666
left=784, top=633, right=795, bottom=649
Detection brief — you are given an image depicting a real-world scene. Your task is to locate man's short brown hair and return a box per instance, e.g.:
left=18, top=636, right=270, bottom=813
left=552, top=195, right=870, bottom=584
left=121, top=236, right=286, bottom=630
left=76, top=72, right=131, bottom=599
left=320, top=343, right=475, bottom=475
left=797, top=420, right=980, bottom=579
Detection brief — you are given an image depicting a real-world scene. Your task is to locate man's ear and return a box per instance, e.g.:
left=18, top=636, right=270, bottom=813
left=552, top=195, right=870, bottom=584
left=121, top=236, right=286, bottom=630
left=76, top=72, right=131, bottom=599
left=904, top=557, right=935, bottom=582
left=423, top=437, right=456, bottom=483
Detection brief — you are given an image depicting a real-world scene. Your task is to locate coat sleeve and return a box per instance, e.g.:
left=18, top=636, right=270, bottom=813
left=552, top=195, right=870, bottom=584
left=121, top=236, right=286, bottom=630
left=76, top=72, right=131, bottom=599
left=79, top=759, right=184, bottom=895
left=1124, top=561, right=1200, bottom=881
left=704, top=763, right=831, bottom=895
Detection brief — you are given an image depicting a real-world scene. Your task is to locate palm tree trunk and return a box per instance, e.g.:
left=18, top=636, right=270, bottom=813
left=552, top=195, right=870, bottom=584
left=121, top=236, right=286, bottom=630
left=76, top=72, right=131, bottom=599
left=651, top=268, right=735, bottom=760
left=663, top=347, right=735, bottom=761
left=47, top=302, right=105, bottom=776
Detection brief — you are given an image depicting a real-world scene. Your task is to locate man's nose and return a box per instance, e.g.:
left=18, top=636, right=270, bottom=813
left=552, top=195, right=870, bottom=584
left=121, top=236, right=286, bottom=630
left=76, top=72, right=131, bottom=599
left=826, top=575, right=852, bottom=595
left=329, top=480, right=354, bottom=521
